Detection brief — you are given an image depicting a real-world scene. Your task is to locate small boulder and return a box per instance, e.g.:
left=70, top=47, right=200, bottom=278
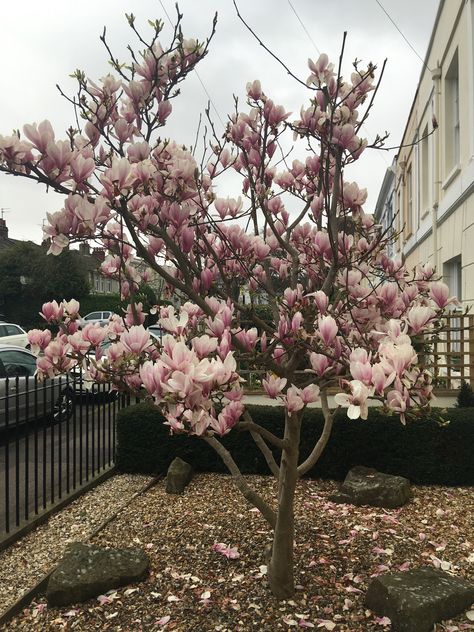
left=47, top=543, right=149, bottom=606
left=366, top=567, right=474, bottom=632
left=329, top=466, right=411, bottom=508
left=166, top=457, right=194, bottom=494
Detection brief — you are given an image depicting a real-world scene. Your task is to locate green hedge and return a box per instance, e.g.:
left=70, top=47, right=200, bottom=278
left=116, top=404, right=474, bottom=485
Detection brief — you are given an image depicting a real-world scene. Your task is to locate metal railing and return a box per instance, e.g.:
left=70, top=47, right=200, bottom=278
left=0, top=374, right=133, bottom=541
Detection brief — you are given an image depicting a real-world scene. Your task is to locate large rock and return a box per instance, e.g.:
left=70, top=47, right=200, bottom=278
left=329, top=466, right=411, bottom=508
left=166, top=457, right=194, bottom=494
left=366, top=567, right=474, bottom=632
left=47, top=543, right=149, bottom=606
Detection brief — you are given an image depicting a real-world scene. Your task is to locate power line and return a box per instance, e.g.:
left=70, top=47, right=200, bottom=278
left=286, top=0, right=390, bottom=167
left=375, top=0, right=431, bottom=72
left=158, top=0, right=225, bottom=128
left=286, top=0, right=320, bottom=55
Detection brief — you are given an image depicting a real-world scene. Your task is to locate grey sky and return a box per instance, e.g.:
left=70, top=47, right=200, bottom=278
left=0, top=0, right=439, bottom=242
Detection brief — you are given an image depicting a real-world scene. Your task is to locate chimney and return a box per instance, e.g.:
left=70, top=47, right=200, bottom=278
left=0, top=218, right=8, bottom=241
left=79, top=243, right=91, bottom=255
left=92, top=247, right=105, bottom=262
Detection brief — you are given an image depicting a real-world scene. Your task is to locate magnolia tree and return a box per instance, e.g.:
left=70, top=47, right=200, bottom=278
left=0, top=11, right=454, bottom=598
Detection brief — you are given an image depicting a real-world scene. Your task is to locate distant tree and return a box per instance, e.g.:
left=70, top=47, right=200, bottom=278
left=36, top=247, right=90, bottom=300
left=456, top=381, right=474, bottom=408
left=0, top=242, right=89, bottom=326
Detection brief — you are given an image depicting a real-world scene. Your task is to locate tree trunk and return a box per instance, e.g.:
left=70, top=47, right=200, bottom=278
left=268, top=410, right=301, bottom=599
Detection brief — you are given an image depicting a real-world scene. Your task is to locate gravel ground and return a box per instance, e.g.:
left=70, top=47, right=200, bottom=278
left=0, top=473, right=152, bottom=616
left=2, top=473, right=474, bottom=631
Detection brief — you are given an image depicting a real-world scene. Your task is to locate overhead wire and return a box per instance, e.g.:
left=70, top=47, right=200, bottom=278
left=286, top=0, right=390, bottom=167
left=286, top=0, right=320, bottom=55
left=158, top=0, right=225, bottom=128
left=375, top=0, right=432, bottom=73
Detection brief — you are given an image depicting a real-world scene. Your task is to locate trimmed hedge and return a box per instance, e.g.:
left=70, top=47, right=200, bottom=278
left=116, top=404, right=474, bottom=486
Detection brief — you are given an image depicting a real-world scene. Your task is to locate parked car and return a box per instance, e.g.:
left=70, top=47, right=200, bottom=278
left=70, top=338, right=118, bottom=400
left=77, top=311, right=115, bottom=329
left=0, top=345, right=74, bottom=428
left=0, top=322, right=29, bottom=349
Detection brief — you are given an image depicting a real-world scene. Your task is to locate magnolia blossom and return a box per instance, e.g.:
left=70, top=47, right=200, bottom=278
left=263, top=374, right=287, bottom=398
left=318, top=315, right=338, bottom=346
left=334, top=380, right=373, bottom=420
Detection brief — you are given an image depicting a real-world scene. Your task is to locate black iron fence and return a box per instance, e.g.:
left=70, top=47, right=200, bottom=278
left=0, top=374, right=134, bottom=542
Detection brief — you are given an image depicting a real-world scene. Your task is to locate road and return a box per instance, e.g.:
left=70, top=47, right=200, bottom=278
left=0, top=399, right=118, bottom=536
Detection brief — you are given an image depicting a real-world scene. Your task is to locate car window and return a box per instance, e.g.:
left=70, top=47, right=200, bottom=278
left=103, top=312, right=111, bottom=318
left=0, top=349, right=37, bottom=377
left=85, top=312, right=101, bottom=320
left=0, top=325, right=7, bottom=337
left=5, top=325, right=22, bottom=335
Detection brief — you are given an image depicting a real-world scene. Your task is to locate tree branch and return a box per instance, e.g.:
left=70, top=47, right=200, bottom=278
left=297, top=390, right=338, bottom=477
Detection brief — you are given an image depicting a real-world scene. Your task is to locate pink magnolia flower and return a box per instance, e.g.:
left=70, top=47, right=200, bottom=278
left=406, top=306, right=436, bottom=334
left=81, top=324, right=108, bottom=347
left=40, top=300, right=64, bottom=322
left=308, top=352, right=331, bottom=377
left=263, top=374, right=287, bottom=398
left=318, top=315, right=338, bottom=346
left=192, top=335, right=218, bottom=358
left=121, top=326, right=151, bottom=354
left=140, top=361, right=165, bottom=396
left=124, top=302, right=146, bottom=327
left=62, top=299, right=80, bottom=317
left=386, top=389, right=408, bottom=424
left=334, top=380, right=373, bottom=420
left=212, top=542, right=240, bottom=559
left=285, top=385, right=305, bottom=413
left=160, top=310, right=189, bottom=335
left=235, top=328, right=258, bottom=351
left=429, top=281, right=453, bottom=309
left=27, top=329, right=52, bottom=355
left=210, top=401, right=244, bottom=436
left=67, top=332, right=91, bottom=355
left=371, top=363, right=395, bottom=395
left=299, top=384, right=320, bottom=404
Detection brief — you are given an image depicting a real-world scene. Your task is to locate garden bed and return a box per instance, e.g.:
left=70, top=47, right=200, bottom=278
left=2, top=473, right=474, bottom=631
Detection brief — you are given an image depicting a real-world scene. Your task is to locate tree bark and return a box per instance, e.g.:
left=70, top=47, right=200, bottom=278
left=267, top=410, right=301, bottom=599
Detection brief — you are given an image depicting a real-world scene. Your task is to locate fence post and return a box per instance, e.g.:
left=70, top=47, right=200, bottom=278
left=469, top=315, right=474, bottom=389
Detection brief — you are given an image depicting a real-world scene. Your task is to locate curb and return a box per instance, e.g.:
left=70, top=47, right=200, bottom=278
left=0, top=473, right=163, bottom=628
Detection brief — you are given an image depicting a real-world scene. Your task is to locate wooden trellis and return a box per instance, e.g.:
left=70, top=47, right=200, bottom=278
left=422, top=313, right=474, bottom=393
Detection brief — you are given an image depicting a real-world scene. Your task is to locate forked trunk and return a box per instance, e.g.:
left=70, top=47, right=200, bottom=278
left=268, top=411, right=301, bottom=599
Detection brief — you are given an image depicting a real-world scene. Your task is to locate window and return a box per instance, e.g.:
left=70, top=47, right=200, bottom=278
left=405, top=165, right=413, bottom=237
left=445, top=51, right=460, bottom=172
left=443, top=256, right=462, bottom=353
left=5, top=325, right=22, bottom=335
left=85, top=312, right=101, bottom=321
left=0, top=349, right=37, bottom=377
left=443, top=256, right=462, bottom=302
left=421, top=125, right=429, bottom=214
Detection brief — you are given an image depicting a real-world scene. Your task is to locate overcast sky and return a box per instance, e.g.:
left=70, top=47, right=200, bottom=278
left=0, top=0, right=440, bottom=243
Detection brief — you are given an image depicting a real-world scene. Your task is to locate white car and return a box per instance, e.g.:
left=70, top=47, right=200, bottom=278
left=77, top=311, right=114, bottom=329
left=0, top=322, right=29, bottom=348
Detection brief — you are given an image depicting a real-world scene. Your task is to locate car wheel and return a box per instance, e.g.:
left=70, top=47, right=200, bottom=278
left=53, top=389, right=74, bottom=422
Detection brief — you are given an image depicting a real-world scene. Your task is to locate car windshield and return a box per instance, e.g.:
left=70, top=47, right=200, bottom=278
left=0, top=349, right=37, bottom=377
